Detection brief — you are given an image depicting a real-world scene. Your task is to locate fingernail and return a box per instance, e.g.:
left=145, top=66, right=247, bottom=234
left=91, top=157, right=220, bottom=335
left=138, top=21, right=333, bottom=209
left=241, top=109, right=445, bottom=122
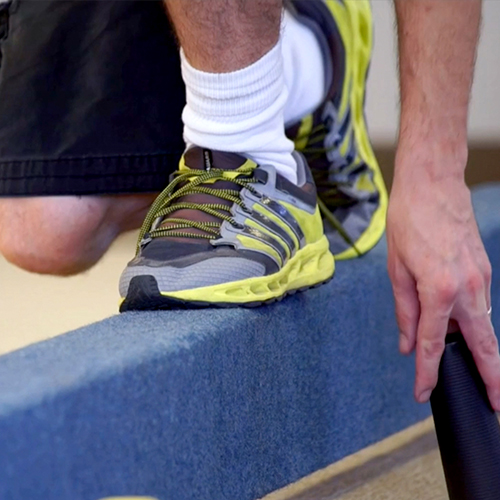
left=399, top=334, right=410, bottom=354
left=418, top=390, right=432, bottom=403
left=399, top=336, right=406, bottom=352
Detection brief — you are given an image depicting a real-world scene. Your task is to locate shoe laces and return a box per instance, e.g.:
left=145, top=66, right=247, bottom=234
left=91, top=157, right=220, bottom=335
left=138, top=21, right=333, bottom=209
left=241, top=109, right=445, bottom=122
left=295, top=118, right=363, bottom=250
left=136, top=165, right=259, bottom=252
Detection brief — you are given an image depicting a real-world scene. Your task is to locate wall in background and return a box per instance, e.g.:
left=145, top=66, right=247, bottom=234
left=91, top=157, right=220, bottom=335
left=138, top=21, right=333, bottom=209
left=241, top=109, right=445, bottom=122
left=366, top=0, right=500, bottom=146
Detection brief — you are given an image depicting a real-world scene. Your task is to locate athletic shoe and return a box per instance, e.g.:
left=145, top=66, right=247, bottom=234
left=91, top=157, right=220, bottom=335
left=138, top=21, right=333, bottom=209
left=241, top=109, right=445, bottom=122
left=285, top=0, right=388, bottom=260
left=119, top=147, right=334, bottom=311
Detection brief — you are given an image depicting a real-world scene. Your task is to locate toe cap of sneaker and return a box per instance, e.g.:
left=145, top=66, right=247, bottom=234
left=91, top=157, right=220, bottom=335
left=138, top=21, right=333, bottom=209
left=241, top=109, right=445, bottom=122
left=119, top=257, right=266, bottom=298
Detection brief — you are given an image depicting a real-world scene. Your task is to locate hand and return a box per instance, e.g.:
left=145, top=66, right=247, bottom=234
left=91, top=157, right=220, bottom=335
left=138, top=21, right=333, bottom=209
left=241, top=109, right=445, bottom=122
left=387, top=150, right=500, bottom=410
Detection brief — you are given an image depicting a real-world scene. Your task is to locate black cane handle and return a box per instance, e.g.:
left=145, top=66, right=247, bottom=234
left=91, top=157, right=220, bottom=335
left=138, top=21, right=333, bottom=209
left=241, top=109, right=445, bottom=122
left=430, top=332, right=500, bottom=500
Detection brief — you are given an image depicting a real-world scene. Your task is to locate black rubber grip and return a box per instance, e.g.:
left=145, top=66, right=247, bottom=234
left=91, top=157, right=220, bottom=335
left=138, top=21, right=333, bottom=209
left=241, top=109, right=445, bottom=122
left=430, top=332, right=500, bottom=500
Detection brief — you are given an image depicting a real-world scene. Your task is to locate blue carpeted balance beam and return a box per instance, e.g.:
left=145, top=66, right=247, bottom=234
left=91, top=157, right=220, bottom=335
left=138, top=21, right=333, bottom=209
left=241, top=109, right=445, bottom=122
left=0, top=185, right=499, bottom=500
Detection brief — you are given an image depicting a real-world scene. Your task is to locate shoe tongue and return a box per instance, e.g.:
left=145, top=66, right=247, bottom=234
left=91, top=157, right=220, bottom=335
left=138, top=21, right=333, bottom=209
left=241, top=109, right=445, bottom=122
left=156, top=147, right=254, bottom=241
left=182, top=147, right=250, bottom=172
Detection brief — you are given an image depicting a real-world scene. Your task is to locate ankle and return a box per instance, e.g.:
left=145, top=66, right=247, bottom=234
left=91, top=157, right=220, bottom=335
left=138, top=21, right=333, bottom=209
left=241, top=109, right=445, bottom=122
left=181, top=43, right=298, bottom=183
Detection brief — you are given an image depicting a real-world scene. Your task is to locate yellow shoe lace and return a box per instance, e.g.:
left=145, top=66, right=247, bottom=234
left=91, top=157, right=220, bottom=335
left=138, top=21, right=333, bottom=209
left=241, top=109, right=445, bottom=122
left=136, top=165, right=259, bottom=253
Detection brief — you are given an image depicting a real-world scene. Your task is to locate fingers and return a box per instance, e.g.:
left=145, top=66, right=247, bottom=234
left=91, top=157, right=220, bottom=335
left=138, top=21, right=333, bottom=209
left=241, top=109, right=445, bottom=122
left=390, top=263, right=420, bottom=355
left=483, top=261, right=492, bottom=311
left=454, top=260, right=500, bottom=411
left=414, top=295, right=449, bottom=403
left=460, top=310, right=500, bottom=412
left=414, top=260, right=500, bottom=410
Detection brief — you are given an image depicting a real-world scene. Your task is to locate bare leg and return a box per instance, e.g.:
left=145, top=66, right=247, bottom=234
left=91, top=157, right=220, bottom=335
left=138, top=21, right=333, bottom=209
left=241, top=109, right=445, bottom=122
left=165, top=0, right=298, bottom=182
left=0, top=1, right=285, bottom=276
left=165, top=0, right=283, bottom=73
left=0, top=194, right=156, bottom=275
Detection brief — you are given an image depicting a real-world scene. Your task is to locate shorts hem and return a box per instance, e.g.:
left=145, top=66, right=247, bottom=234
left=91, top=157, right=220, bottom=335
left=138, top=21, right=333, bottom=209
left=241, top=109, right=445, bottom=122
left=0, top=152, right=184, bottom=196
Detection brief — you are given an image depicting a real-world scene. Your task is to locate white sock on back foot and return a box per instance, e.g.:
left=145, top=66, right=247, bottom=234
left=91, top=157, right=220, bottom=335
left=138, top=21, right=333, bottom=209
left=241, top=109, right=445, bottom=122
left=181, top=43, right=298, bottom=184
left=180, top=10, right=326, bottom=185
left=282, top=9, right=326, bottom=125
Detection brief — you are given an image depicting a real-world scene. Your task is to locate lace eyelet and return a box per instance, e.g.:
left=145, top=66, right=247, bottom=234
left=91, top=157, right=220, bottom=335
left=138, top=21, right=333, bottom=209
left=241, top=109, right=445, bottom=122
left=140, top=233, right=152, bottom=246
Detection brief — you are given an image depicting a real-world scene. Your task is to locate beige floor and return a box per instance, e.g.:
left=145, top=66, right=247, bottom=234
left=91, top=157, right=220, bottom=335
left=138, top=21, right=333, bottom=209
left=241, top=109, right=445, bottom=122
left=335, top=451, right=446, bottom=500
left=264, top=419, right=448, bottom=500
left=0, top=231, right=138, bottom=355
left=286, top=451, right=447, bottom=500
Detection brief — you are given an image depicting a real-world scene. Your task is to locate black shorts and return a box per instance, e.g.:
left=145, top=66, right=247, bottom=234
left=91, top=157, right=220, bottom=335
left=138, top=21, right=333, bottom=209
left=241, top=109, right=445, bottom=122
left=0, top=0, right=186, bottom=196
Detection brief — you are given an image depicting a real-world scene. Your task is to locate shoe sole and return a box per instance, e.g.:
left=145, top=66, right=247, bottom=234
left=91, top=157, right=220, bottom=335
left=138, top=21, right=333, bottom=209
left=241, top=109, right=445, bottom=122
left=120, top=236, right=335, bottom=311
left=325, top=0, right=388, bottom=260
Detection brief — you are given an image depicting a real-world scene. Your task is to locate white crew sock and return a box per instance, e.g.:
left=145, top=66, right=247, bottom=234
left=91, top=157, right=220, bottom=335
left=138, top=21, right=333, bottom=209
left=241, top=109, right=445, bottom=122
left=281, top=10, right=326, bottom=125
left=181, top=42, right=298, bottom=184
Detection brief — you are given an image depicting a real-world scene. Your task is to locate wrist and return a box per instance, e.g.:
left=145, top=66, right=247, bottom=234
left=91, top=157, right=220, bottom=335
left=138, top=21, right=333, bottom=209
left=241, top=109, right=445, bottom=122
left=395, top=133, right=468, bottom=184
left=398, top=95, right=469, bottom=164
left=391, top=158, right=472, bottom=217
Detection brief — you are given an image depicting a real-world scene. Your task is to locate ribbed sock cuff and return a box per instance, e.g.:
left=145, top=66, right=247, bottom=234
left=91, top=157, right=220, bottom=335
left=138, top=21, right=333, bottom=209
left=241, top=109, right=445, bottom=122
left=180, top=42, right=297, bottom=183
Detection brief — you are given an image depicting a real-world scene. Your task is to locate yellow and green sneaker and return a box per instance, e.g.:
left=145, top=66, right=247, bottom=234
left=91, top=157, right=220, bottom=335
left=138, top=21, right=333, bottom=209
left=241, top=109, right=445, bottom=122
left=119, top=147, right=334, bottom=311
left=286, top=0, right=388, bottom=260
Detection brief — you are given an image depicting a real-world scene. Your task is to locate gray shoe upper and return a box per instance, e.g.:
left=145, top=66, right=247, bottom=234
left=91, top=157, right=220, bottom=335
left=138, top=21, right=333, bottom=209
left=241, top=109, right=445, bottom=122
left=120, top=148, right=318, bottom=297
left=285, top=0, right=382, bottom=253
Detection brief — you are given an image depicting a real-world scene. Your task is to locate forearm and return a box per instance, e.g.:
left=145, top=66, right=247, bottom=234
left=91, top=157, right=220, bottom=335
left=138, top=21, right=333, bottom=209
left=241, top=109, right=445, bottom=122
left=394, top=0, right=482, bottom=180
left=388, top=0, right=499, bottom=410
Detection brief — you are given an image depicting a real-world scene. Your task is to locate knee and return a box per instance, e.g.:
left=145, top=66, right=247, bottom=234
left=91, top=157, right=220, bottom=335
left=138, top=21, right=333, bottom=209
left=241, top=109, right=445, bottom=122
left=0, top=197, right=118, bottom=276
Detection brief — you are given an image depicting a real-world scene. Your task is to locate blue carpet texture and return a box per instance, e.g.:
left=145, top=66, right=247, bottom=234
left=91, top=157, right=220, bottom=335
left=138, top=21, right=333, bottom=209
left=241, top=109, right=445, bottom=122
left=0, top=185, right=499, bottom=500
